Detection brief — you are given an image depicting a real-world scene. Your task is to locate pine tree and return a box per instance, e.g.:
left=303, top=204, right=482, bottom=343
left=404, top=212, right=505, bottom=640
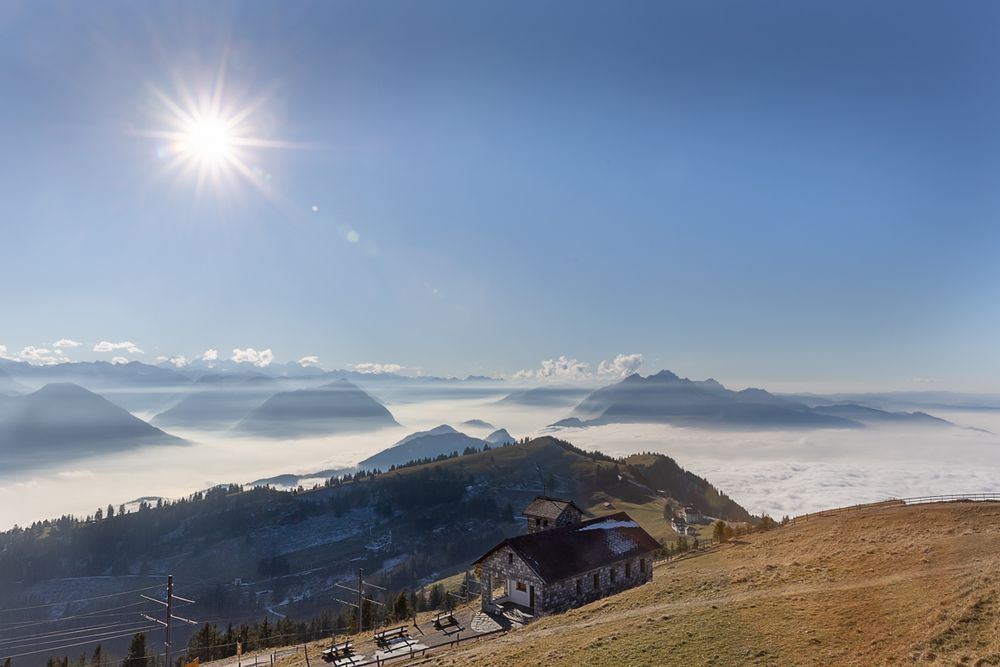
left=392, top=592, right=410, bottom=622
left=713, top=520, right=728, bottom=543
left=123, top=633, right=146, bottom=667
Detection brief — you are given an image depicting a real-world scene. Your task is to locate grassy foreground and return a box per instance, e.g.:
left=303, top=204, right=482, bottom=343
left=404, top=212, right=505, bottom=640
left=211, top=501, right=1000, bottom=666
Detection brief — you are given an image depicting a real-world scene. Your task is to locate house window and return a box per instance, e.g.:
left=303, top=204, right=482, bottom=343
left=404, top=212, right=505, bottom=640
left=576, top=579, right=582, bottom=595
left=542, top=519, right=549, bottom=527
left=610, top=567, right=616, bottom=584
left=515, top=581, right=527, bottom=592
left=593, top=572, right=600, bottom=589
left=508, top=552, right=513, bottom=565
left=625, top=562, right=632, bottom=578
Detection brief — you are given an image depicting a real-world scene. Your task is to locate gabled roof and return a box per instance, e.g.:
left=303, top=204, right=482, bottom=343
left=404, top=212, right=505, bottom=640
left=475, top=512, right=660, bottom=584
left=521, top=496, right=584, bottom=520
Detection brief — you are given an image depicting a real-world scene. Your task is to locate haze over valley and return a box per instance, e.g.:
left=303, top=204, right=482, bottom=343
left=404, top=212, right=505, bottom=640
left=1, top=359, right=997, bottom=529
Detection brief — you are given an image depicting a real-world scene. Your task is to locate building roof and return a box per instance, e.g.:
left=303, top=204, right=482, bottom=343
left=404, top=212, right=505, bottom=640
left=476, top=512, right=660, bottom=584
left=521, top=496, right=584, bottom=520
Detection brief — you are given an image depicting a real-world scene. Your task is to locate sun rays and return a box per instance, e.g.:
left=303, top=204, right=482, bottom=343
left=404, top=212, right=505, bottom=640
left=135, top=66, right=300, bottom=203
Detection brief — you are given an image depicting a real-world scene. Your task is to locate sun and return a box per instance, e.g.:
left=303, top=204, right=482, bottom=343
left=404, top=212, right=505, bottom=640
left=180, top=116, right=235, bottom=164
left=135, top=73, right=298, bottom=201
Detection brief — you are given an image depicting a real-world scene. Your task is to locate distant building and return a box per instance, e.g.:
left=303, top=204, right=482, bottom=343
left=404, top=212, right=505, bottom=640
left=671, top=518, right=688, bottom=534
left=522, top=496, right=584, bottom=533
left=681, top=505, right=706, bottom=524
left=475, top=504, right=659, bottom=617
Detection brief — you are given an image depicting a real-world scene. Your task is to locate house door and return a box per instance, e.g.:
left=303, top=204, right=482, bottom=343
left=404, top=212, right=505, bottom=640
left=508, top=579, right=531, bottom=607
left=529, top=585, right=535, bottom=609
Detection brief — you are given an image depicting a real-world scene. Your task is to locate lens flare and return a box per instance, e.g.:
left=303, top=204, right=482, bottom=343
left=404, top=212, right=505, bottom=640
left=135, top=68, right=300, bottom=203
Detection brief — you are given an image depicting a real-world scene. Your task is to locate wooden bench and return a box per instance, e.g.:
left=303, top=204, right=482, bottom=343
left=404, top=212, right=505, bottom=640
left=321, top=640, right=354, bottom=662
left=374, top=625, right=408, bottom=647
left=432, top=610, right=455, bottom=628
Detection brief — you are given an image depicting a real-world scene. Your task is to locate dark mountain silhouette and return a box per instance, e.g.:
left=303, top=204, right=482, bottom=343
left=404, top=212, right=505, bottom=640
left=0, top=383, right=182, bottom=470
left=565, top=370, right=862, bottom=430
left=485, top=428, right=516, bottom=445
left=234, top=379, right=398, bottom=438
left=358, top=424, right=486, bottom=470
left=497, top=386, right=593, bottom=407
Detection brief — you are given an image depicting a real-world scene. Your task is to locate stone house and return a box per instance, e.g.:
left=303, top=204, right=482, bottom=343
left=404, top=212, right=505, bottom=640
left=522, top=496, right=584, bottom=533
left=474, top=509, right=659, bottom=617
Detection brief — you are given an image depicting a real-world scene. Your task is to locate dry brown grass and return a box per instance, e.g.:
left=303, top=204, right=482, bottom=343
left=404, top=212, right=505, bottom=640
left=228, top=502, right=1000, bottom=667
left=429, top=501, right=1000, bottom=666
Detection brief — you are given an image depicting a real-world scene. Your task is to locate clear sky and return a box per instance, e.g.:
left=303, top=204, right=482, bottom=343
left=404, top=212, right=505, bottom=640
left=1, top=1, right=998, bottom=391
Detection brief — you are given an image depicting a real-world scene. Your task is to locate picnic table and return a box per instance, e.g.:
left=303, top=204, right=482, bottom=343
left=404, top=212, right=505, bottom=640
left=432, top=610, right=456, bottom=628
left=373, top=625, right=409, bottom=647
left=321, top=640, right=354, bottom=662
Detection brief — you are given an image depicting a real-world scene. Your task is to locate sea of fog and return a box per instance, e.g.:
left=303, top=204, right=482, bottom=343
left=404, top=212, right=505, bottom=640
left=1, top=397, right=998, bottom=528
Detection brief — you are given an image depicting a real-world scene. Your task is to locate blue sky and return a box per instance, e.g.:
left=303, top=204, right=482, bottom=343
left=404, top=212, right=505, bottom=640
left=1, top=1, right=999, bottom=390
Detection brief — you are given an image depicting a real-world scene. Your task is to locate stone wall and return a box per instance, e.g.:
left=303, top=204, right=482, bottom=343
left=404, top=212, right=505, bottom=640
left=538, top=552, right=654, bottom=615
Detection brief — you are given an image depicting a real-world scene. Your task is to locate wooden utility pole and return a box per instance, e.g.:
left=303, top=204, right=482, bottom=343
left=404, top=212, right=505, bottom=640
left=356, top=569, right=364, bottom=634
left=165, top=575, right=174, bottom=667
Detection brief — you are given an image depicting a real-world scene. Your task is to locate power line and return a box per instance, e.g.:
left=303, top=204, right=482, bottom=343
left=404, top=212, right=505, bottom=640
left=0, top=623, right=157, bottom=654
left=0, top=602, right=152, bottom=632
left=0, top=621, right=157, bottom=647
left=0, top=625, right=161, bottom=659
left=0, top=587, right=163, bottom=614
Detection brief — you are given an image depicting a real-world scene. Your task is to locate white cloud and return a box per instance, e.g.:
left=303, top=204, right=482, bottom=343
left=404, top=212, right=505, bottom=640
left=159, top=355, right=190, bottom=368
left=351, top=362, right=403, bottom=375
left=513, top=356, right=592, bottom=382
left=53, top=339, right=81, bottom=349
left=230, top=348, right=274, bottom=367
left=94, top=340, right=144, bottom=354
left=201, top=349, right=219, bottom=361
left=0, top=344, right=69, bottom=365
left=298, top=356, right=321, bottom=367
left=598, top=353, right=644, bottom=378
left=16, top=346, right=66, bottom=365
left=111, top=356, right=130, bottom=365
left=514, top=353, right=645, bottom=382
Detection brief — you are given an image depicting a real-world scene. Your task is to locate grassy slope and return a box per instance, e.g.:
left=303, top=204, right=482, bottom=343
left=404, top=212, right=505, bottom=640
left=424, top=501, right=1000, bottom=666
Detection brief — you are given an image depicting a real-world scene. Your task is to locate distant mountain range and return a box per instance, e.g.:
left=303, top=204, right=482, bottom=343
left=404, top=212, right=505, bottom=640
left=0, top=359, right=190, bottom=389
left=784, top=390, right=1000, bottom=412
left=234, top=379, right=399, bottom=438
left=0, top=383, right=182, bottom=470
left=552, top=371, right=959, bottom=430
